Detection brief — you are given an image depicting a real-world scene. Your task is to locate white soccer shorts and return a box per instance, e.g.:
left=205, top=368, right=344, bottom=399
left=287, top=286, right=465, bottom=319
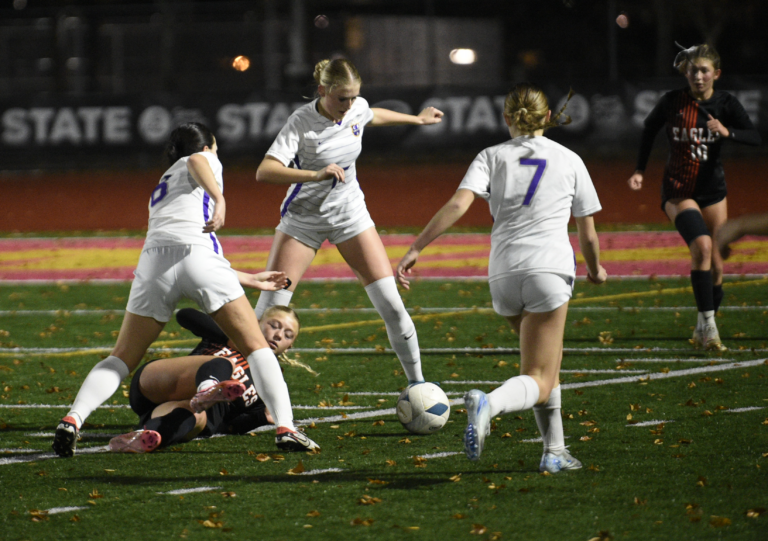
left=126, top=244, right=244, bottom=322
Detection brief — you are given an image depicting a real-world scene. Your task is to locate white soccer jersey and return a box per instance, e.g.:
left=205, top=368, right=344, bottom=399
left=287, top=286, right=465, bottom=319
left=144, top=151, right=224, bottom=254
left=458, top=135, right=601, bottom=282
left=265, top=97, right=375, bottom=229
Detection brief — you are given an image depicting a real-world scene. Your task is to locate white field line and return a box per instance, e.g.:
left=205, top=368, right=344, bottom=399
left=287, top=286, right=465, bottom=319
left=0, top=444, right=107, bottom=465
left=5, top=346, right=767, bottom=356
left=45, top=506, right=89, bottom=515
left=2, top=274, right=767, bottom=286
left=3, top=358, right=765, bottom=466
left=724, top=406, right=765, bottom=413
left=2, top=305, right=765, bottom=318
left=296, top=467, right=345, bottom=475
left=626, top=420, right=676, bottom=427
left=159, top=487, right=223, bottom=495
left=616, top=358, right=736, bottom=363
left=0, top=405, right=130, bottom=409
left=560, top=359, right=767, bottom=390
left=26, top=432, right=115, bottom=439
left=410, top=451, right=462, bottom=459
left=1, top=448, right=38, bottom=453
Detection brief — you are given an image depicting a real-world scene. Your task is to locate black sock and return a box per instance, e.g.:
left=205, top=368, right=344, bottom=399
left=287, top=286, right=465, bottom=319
left=144, top=408, right=197, bottom=447
left=690, top=270, right=715, bottom=313
left=712, top=284, right=724, bottom=313
left=195, top=357, right=234, bottom=388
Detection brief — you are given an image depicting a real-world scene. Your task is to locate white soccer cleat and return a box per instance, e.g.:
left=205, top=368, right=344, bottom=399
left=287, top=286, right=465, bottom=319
left=539, top=448, right=582, bottom=473
left=463, top=389, right=491, bottom=461
left=190, top=380, right=246, bottom=413
left=275, top=428, right=320, bottom=452
left=109, top=429, right=162, bottom=453
left=700, top=324, right=727, bottom=352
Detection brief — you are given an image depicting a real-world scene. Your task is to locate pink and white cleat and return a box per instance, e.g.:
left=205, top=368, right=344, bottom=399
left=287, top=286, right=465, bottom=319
left=190, top=380, right=246, bottom=413
left=109, top=429, right=162, bottom=453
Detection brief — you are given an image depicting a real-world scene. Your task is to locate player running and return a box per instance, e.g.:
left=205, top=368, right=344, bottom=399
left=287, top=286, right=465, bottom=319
left=53, top=123, right=318, bottom=457
left=109, top=307, right=303, bottom=453
left=397, top=83, right=607, bottom=472
left=627, top=43, right=761, bottom=351
left=253, top=57, right=443, bottom=387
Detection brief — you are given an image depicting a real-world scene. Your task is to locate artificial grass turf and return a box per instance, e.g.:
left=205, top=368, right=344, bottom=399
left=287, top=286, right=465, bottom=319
left=0, top=278, right=766, bottom=540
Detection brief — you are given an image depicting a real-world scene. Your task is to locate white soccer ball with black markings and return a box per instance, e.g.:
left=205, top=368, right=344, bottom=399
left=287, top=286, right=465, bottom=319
left=396, top=382, right=450, bottom=434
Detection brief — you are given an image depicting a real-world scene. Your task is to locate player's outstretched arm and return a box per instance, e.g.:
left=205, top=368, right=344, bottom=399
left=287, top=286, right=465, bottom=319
left=237, top=270, right=288, bottom=291
left=256, top=156, right=345, bottom=185
left=369, top=106, right=444, bottom=127
left=188, top=154, right=226, bottom=232
left=396, top=189, right=475, bottom=289
left=575, top=215, right=607, bottom=284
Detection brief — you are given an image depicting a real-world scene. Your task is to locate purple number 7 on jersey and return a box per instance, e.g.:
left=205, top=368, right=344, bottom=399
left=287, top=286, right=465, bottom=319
left=520, top=158, right=547, bottom=206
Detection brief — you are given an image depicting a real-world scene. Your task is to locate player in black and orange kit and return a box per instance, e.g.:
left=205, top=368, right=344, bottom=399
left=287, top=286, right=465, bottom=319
left=108, top=306, right=303, bottom=453
left=628, top=43, right=761, bottom=351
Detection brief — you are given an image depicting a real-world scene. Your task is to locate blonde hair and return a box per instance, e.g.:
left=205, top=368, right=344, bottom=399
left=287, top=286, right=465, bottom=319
left=261, top=305, right=318, bottom=376
left=504, top=83, right=572, bottom=134
left=313, top=58, right=362, bottom=94
left=673, top=42, right=721, bottom=74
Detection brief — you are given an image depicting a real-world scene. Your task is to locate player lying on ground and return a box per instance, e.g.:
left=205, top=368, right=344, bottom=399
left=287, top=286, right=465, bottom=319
left=109, top=306, right=305, bottom=453
left=397, top=83, right=607, bottom=472
left=53, top=123, right=317, bottom=457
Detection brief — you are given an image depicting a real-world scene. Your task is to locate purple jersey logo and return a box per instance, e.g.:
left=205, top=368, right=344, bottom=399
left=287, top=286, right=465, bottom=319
left=351, top=123, right=361, bottom=137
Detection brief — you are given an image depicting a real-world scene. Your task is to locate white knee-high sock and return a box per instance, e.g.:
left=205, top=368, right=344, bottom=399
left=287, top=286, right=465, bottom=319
left=533, top=385, right=565, bottom=454
left=364, top=277, right=424, bottom=383
left=246, top=348, right=295, bottom=431
left=68, top=356, right=130, bottom=428
left=487, top=375, right=540, bottom=417
left=255, top=289, right=294, bottom=319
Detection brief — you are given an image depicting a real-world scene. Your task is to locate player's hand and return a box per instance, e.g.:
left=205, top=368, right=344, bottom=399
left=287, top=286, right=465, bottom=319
left=396, top=248, right=420, bottom=289
left=627, top=172, right=643, bottom=191
left=249, top=271, right=288, bottom=291
left=315, top=164, right=345, bottom=183
left=707, top=114, right=729, bottom=138
left=586, top=265, right=607, bottom=285
left=417, top=107, right=444, bottom=125
left=203, top=201, right=226, bottom=233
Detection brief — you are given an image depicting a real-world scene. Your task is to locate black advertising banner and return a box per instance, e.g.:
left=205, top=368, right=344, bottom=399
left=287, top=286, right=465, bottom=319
left=1, top=80, right=765, bottom=171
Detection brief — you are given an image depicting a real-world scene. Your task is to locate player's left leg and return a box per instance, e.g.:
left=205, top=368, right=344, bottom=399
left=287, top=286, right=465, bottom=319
left=701, top=198, right=728, bottom=312
left=109, top=400, right=206, bottom=453
left=337, top=227, right=424, bottom=383
left=54, top=313, right=165, bottom=457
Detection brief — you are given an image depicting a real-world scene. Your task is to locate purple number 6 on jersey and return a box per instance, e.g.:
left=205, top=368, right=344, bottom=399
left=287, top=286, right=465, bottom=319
left=150, top=175, right=171, bottom=207
left=520, top=158, right=547, bottom=206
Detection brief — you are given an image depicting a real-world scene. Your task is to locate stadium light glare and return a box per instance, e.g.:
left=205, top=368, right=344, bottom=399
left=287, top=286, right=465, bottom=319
left=449, top=48, right=477, bottom=65
left=232, top=55, right=251, bottom=72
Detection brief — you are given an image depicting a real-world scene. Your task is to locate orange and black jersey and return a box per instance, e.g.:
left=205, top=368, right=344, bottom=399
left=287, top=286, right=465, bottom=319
left=636, top=88, right=760, bottom=201
left=192, top=340, right=268, bottom=435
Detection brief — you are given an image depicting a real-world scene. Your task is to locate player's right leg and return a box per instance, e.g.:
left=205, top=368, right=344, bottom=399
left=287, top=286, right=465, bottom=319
left=254, top=230, right=317, bottom=318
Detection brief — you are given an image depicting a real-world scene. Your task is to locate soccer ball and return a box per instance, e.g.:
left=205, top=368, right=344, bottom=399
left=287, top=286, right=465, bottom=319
left=396, top=382, right=450, bottom=434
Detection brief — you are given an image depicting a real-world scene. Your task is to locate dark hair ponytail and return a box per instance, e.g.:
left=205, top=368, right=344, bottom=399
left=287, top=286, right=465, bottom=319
left=164, top=123, right=215, bottom=165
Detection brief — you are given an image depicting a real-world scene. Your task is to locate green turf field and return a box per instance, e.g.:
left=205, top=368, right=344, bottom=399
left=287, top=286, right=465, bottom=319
left=1, top=277, right=767, bottom=540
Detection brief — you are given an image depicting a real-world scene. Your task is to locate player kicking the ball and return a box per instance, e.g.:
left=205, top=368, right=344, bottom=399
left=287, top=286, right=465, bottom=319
left=397, top=83, right=606, bottom=473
